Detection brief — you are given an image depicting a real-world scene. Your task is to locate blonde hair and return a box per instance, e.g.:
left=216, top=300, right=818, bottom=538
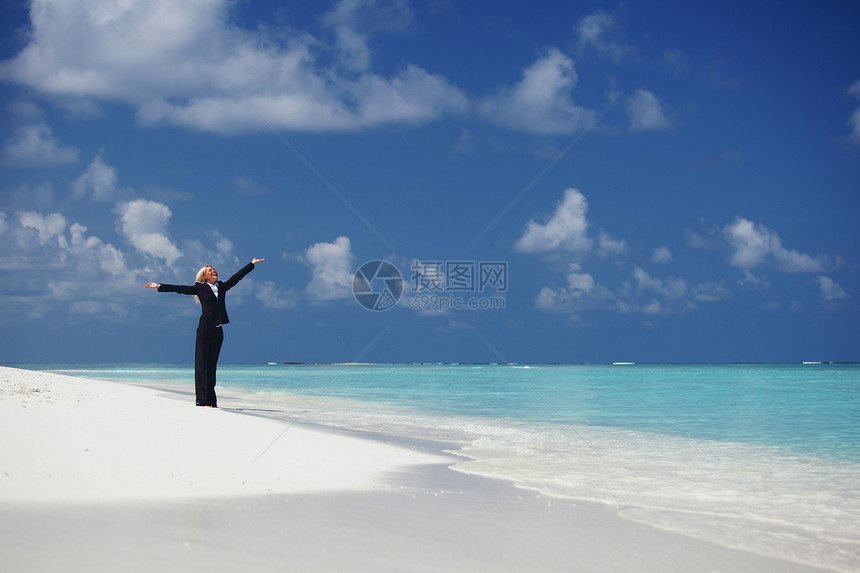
left=193, top=265, right=213, bottom=303
left=195, top=265, right=213, bottom=284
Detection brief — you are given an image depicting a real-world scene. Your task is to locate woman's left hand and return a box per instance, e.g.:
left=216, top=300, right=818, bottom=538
left=252, top=258, right=265, bottom=265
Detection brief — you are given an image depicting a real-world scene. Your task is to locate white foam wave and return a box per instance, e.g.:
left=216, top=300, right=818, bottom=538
left=187, top=382, right=860, bottom=571
left=450, top=421, right=860, bottom=572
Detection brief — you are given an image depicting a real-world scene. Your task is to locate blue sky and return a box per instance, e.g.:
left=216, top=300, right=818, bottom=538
left=1, top=0, right=858, bottom=364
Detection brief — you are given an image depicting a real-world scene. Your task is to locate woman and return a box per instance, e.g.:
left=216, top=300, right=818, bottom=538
left=145, top=258, right=265, bottom=407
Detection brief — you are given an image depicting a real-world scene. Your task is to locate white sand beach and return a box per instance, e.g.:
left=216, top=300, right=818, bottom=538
left=0, top=366, right=448, bottom=503
left=0, top=366, right=834, bottom=572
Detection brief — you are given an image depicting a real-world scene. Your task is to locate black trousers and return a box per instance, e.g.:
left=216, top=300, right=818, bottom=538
left=194, top=326, right=224, bottom=407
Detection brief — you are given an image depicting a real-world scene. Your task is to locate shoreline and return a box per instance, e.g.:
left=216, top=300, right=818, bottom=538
left=0, top=366, right=837, bottom=572
left=0, top=366, right=451, bottom=503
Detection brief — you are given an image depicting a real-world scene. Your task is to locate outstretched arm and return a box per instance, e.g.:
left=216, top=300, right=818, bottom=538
left=221, top=258, right=265, bottom=291
left=145, top=282, right=198, bottom=294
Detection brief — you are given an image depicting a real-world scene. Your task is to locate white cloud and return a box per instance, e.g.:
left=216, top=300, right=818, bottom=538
left=514, top=188, right=593, bottom=253
left=1, top=122, right=79, bottom=166
left=0, top=204, right=249, bottom=325
left=685, top=224, right=720, bottom=250
left=848, top=80, right=860, bottom=144
left=632, top=266, right=688, bottom=299
left=575, top=12, right=627, bottom=63
left=74, top=151, right=129, bottom=201
left=0, top=0, right=466, bottom=134
left=479, top=48, right=598, bottom=135
left=737, top=269, right=770, bottom=290
left=256, top=280, right=298, bottom=309
left=139, top=64, right=468, bottom=134
left=5, top=211, right=130, bottom=280
left=515, top=188, right=627, bottom=260
left=453, top=129, right=477, bottom=154
left=177, top=237, right=236, bottom=277
left=724, top=217, right=834, bottom=273
left=321, top=0, right=413, bottom=74
left=69, top=222, right=126, bottom=276
left=534, top=263, right=613, bottom=312
left=323, top=0, right=375, bottom=72
left=691, top=281, right=728, bottom=302
left=231, top=176, right=269, bottom=196
left=351, top=65, right=470, bottom=125
left=620, top=267, right=723, bottom=313
left=304, top=236, right=355, bottom=301
left=535, top=287, right=558, bottom=310
left=597, top=231, right=627, bottom=258
left=817, top=276, right=848, bottom=301
left=1, top=210, right=131, bottom=324
left=538, top=265, right=719, bottom=316
left=565, top=264, right=597, bottom=293
left=19, top=211, right=67, bottom=244
left=70, top=301, right=113, bottom=316
left=651, top=246, right=673, bottom=264
left=116, top=199, right=182, bottom=264
left=11, top=212, right=126, bottom=277
left=626, top=89, right=671, bottom=131
left=210, top=230, right=234, bottom=259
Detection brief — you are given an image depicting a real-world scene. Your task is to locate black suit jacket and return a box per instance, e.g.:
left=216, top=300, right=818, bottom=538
left=158, top=262, right=255, bottom=329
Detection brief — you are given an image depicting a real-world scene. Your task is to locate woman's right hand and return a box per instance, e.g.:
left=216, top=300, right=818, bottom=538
left=144, top=283, right=160, bottom=289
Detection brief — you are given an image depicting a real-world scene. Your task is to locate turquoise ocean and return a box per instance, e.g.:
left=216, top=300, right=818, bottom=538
left=19, top=362, right=860, bottom=571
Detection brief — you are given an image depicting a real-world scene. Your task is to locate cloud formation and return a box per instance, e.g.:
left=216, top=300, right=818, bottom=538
left=513, top=188, right=625, bottom=258
left=18, top=211, right=67, bottom=244
left=0, top=2, right=685, bottom=140
left=304, top=236, right=355, bottom=301
left=322, top=0, right=413, bottom=73
left=535, top=263, right=613, bottom=313
left=116, top=199, right=182, bottom=264
left=513, top=188, right=593, bottom=253
left=479, top=49, right=598, bottom=135
left=0, top=209, right=130, bottom=321
left=517, top=192, right=841, bottom=320
left=74, top=151, right=129, bottom=202
left=633, top=266, right=688, bottom=300
left=1, top=122, right=79, bottom=166
left=0, top=0, right=467, bottom=134
left=724, top=217, right=835, bottom=273
left=651, top=246, right=673, bottom=264
left=597, top=231, right=627, bottom=258
left=817, top=276, right=848, bottom=302
left=255, top=280, right=298, bottom=309
left=533, top=261, right=726, bottom=317
left=625, top=89, right=671, bottom=131
left=0, top=199, right=273, bottom=324
left=575, top=12, right=627, bottom=63
left=230, top=176, right=270, bottom=196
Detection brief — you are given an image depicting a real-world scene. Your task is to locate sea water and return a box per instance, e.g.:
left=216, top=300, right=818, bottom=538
left=22, top=363, right=860, bottom=571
